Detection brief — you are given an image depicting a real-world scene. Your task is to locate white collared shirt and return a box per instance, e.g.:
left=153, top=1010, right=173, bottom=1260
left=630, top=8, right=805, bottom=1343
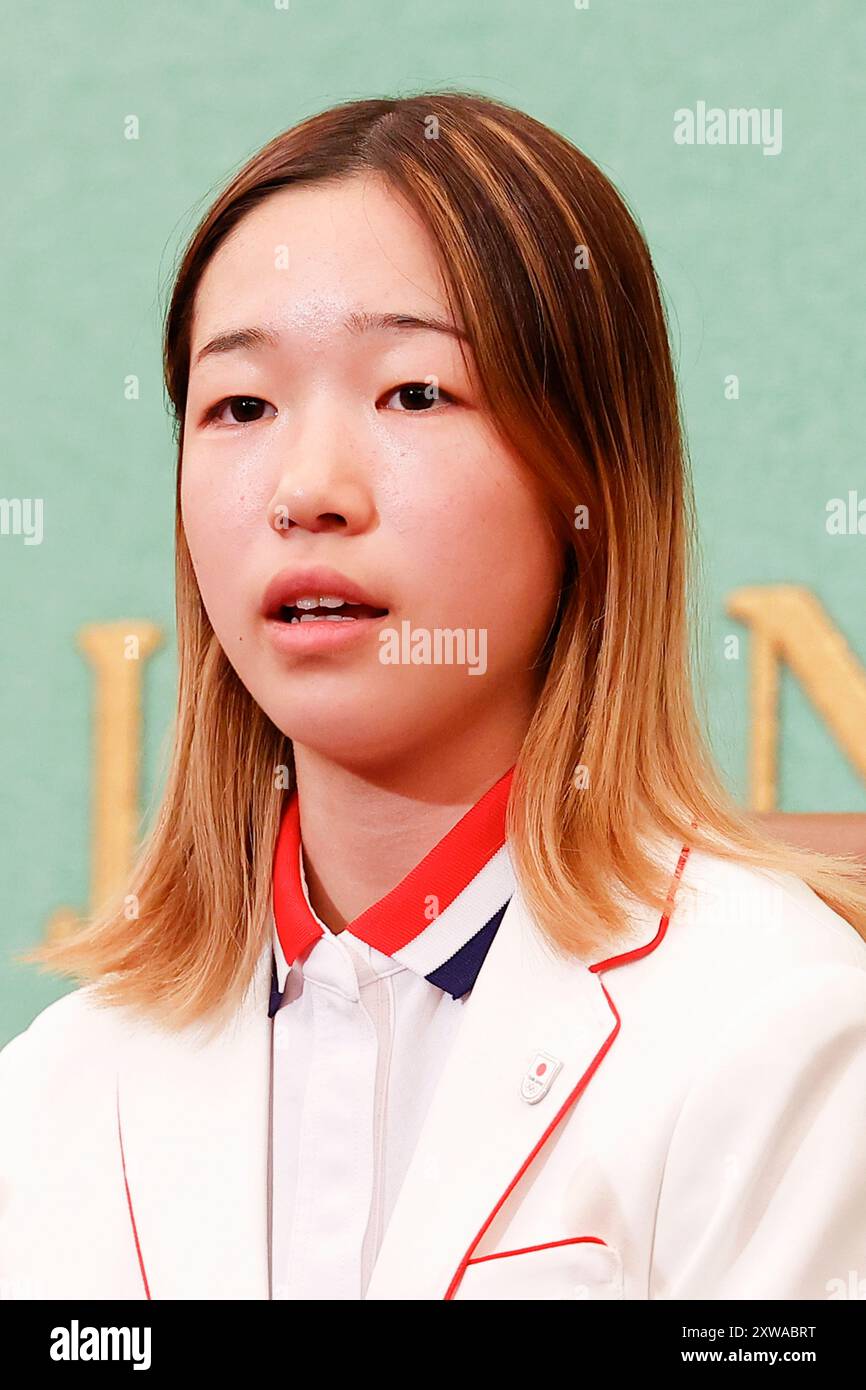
left=268, top=767, right=517, bottom=1300
left=270, top=915, right=472, bottom=1299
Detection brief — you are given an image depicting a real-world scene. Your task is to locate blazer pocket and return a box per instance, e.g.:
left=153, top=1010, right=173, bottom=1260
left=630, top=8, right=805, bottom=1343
left=456, top=1237, right=624, bottom=1301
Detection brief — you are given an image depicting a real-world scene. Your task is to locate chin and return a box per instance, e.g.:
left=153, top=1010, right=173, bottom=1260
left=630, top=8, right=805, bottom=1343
left=267, top=683, right=490, bottom=772
left=257, top=691, right=417, bottom=765
left=280, top=723, right=417, bottom=771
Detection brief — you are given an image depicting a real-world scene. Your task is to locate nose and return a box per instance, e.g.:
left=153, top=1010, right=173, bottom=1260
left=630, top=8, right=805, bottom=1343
left=267, top=409, right=377, bottom=537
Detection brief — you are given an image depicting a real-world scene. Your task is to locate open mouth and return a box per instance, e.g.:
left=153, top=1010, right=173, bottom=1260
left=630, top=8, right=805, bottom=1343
left=275, top=599, right=389, bottom=624
left=261, top=569, right=391, bottom=632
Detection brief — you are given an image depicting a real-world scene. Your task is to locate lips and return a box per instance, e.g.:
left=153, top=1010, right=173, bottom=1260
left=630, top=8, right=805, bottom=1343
left=260, top=566, right=390, bottom=624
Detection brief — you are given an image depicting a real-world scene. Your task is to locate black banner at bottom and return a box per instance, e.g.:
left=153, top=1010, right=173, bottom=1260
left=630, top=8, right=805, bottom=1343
left=0, top=1297, right=861, bottom=1374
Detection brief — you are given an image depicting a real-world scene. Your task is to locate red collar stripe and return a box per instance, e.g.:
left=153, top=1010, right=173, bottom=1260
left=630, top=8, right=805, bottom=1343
left=272, top=765, right=516, bottom=970
left=345, top=766, right=515, bottom=956
left=272, top=795, right=323, bottom=967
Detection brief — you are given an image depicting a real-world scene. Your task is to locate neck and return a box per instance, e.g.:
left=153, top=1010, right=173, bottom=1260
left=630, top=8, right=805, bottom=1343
left=291, top=721, right=525, bottom=934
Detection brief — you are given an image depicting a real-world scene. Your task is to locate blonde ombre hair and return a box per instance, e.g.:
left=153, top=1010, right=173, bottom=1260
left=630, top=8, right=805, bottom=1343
left=24, top=90, right=866, bottom=1030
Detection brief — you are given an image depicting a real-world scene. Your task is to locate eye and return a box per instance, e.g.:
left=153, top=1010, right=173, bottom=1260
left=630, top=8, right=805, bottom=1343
left=204, top=396, right=277, bottom=426
left=380, top=382, right=456, bottom=412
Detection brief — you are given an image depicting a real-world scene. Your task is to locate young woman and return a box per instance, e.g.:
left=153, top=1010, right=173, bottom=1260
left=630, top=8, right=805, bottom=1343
left=3, top=90, right=866, bottom=1302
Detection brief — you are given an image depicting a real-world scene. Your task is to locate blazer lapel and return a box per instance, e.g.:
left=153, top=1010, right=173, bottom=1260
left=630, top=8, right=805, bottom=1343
left=114, top=944, right=273, bottom=1299
left=363, top=889, right=617, bottom=1299
left=365, top=842, right=687, bottom=1302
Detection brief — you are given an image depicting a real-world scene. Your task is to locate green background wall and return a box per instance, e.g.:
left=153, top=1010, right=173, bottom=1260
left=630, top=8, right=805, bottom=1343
left=2, top=0, right=864, bottom=1044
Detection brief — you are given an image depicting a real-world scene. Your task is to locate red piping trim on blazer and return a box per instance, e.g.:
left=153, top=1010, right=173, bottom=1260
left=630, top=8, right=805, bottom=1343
left=443, top=839, right=692, bottom=1301
left=468, top=1234, right=607, bottom=1264
left=117, top=1078, right=152, bottom=1300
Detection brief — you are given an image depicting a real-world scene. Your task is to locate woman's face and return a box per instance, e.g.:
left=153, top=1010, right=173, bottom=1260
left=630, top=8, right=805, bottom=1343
left=181, top=175, right=564, bottom=767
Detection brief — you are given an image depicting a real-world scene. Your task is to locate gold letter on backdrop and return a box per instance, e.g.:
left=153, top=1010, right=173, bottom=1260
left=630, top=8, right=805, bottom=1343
left=727, top=585, right=866, bottom=811
left=45, top=621, right=163, bottom=942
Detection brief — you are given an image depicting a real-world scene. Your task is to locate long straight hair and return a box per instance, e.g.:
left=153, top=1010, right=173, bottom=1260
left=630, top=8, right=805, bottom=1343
left=24, top=89, right=866, bottom=1031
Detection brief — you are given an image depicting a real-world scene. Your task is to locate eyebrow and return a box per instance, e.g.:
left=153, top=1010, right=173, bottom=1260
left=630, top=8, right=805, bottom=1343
left=192, top=311, right=468, bottom=367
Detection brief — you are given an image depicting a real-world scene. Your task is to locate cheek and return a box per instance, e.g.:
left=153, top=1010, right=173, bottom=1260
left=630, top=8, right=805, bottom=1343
left=179, top=447, right=274, bottom=642
left=378, top=436, right=562, bottom=645
left=180, top=439, right=275, bottom=541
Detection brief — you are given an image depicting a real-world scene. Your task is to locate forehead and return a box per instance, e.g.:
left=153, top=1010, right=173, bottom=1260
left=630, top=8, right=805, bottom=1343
left=190, top=175, right=452, bottom=349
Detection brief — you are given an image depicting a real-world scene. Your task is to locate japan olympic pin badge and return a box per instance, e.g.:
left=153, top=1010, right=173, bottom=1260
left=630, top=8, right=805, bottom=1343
left=520, top=1049, right=564, bottom=1104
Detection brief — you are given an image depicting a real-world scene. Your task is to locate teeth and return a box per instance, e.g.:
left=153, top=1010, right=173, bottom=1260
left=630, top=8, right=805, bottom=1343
left=293, top=594, right=353, bottom=610
left=291, top=613, right=356, bottom=623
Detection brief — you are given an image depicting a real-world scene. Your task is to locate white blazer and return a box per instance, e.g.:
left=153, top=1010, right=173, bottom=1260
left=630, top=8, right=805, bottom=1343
left=2, top=839, right=866, bottom=1301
